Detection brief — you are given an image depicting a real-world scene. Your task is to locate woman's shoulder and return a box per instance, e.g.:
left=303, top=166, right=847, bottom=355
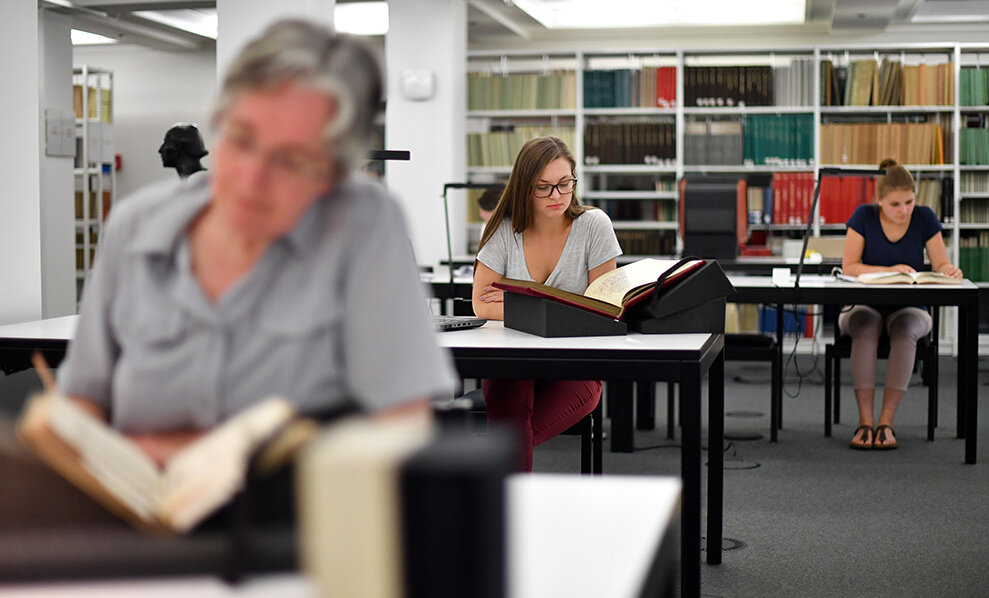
left=850, top=203, right=877, bottom=218
left=575, top=206, right=612, bottom=227
left=912, top=205, right=938, bottom=222
left=847, top=203, right=878, bottom=227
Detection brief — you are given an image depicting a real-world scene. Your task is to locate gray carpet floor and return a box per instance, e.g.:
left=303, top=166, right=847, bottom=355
left=532, top=355, right=988, bottom=598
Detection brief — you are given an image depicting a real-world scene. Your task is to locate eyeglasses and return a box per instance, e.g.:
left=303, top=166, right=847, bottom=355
left=533, top=178, right=577, bottom=198
left=221, top=126, right=333, bottom=183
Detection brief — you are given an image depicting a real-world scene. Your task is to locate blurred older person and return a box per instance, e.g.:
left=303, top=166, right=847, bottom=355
left=53, top=19, right=455, bottom=466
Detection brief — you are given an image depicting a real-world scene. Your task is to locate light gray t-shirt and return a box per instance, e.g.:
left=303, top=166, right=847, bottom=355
left=58, top=174, right=456, bottom=432
left=476, top=208, right=622, bottom=294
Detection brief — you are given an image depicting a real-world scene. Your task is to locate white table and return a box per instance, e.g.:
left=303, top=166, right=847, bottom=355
left=729, top=275, right=980, bottom=463
left=438, top=321, right=723, bottom=598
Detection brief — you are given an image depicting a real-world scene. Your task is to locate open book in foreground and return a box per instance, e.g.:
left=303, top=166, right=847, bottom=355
left=493, top=257, right=706, bottom=320
left=17, top=393, right=300, bottom=534
left=857, top=271, right=961, bottom=285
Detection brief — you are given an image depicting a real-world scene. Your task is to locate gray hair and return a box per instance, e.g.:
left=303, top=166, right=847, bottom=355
left=213, top=19, right=383, bottom=176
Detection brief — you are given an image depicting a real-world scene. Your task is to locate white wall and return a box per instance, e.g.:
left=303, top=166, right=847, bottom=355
left=38, top=10, right=76, bottom=318
left=0, top=5, right=42, bottom=325
left=386, top=0, right=467, bottom=267
left=72, top=45, right=217, bottom=200
left=216, top=0, right=335, bottom=83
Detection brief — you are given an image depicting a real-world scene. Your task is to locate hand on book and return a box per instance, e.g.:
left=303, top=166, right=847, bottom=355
left=479, top=285, right=504, bottom=304
left=127, top=430, right=207, bottom=468
left=890, top=264, right=916, bottom=274
left=938, top=265, right=963, bottom=279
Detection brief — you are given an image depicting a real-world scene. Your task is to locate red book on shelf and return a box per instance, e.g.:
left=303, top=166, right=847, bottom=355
left=820, top=177, right=837, bottom=224
left=656, top=66, right=677, bottom=108
left=787, top=173, right=798, bottom=225
left=802, top=173, right=814, bottom=225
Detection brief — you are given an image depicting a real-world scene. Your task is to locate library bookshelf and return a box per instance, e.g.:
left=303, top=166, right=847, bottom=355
left=465, top=44, right=989, bottom=280
left=73, top=65, right=114, bottom=303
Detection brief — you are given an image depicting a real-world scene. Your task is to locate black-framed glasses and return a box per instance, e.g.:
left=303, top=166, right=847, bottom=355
left=533, top=178, right=577, bottom=198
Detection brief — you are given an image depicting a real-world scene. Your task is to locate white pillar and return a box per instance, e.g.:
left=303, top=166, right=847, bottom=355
left=216, top=0, right=335, bottom=82
left=0, top=4, right=42, bottom=324
left=385, top=0, right=467, bottom=267
left=39, top=9, right=76, bottom=318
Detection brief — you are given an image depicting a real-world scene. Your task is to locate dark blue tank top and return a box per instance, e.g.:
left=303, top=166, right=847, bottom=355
left=846, top=204, right=942, bottom=271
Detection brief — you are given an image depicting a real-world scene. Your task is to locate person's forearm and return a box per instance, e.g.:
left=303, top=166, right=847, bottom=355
left=375, top=398, right=434, bottom=423
left=472, top=299, right=504, bottom=321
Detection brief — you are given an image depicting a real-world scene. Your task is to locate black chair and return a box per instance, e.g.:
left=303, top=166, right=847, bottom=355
left=435, top=388, right=602, bottom=474
left=824, top=308, right=939, bottom=440
left=644, top=332, right=779, bottom=441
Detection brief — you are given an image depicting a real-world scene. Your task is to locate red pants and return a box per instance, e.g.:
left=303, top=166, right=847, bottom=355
left=481, top=379, right=602, bottom=472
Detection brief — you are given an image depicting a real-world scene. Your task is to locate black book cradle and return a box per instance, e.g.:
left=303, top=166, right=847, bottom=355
left=504, top=261, right=735, bottom=337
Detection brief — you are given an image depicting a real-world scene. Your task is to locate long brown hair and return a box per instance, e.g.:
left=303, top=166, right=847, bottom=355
left=876, top=158, right=915, bottom=199
left=476, top=136, right=591, bottom=253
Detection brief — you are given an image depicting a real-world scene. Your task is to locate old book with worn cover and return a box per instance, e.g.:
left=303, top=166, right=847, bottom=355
left=494, top=258, right=705, bottom=320
left=17, top=393, right=297, bottom=534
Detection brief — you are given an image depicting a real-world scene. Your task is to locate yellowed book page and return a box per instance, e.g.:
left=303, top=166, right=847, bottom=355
left=857, top=272, right=912, bottom=284
left=161, top=397, right=295, bottom=532
left=583, top=258, right=696, bottom=306
left=857, top=271, right=960, bottom=285
left=16, top=394, right=165, bottom=531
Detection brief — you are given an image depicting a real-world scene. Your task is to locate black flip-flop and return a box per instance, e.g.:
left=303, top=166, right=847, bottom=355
left=873, top=424, right=898, bottom=450
left=849, top=425, right=874, bottom=450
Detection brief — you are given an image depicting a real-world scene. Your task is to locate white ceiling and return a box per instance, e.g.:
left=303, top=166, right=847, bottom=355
left=39, top=0, right=989, bottom=51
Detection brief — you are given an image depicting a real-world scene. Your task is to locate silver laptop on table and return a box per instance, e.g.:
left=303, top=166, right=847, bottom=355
left=433, top=314, right=487, bottom=332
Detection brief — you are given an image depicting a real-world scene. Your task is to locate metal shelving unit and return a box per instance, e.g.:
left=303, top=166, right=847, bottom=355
left=73, top=65, right=114, bottom=303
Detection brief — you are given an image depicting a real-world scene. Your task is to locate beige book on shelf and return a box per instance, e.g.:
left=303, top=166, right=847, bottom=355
left=17, top=392, right=297, bottom=534
left=857, top=271, right=961, bottom=285
left=902, top=65, right=919, bottom=105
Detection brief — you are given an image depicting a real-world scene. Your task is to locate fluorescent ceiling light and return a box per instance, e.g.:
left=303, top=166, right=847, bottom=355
left=133, top=9, right=218, bottom=39
left=911, top=0, right=989, bottom=23
left=71, top=29, right=118, bottom=45
left=513, top=0, right=806, bottom=28
left=335, top=2, right=389, bottom=35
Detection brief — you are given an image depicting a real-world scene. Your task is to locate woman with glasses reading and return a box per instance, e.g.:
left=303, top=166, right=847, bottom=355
left=22, top=20, right=455, bottom=482
left=472, top=136, right=622, bottom=471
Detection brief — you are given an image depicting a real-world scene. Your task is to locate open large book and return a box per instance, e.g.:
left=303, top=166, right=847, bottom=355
left=493, top=257, right=705, bottom=319
left=857, top=271, right=961, bottom=285
left=17, top=392, right=298, bottom=534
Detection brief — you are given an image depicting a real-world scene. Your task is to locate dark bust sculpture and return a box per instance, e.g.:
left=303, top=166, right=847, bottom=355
left=159, top=123, right=208, bottom=178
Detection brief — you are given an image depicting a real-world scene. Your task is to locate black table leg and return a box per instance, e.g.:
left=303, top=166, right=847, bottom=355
left=679, top=362, right=702, bottom=598
left=592, top=398, right=603, bottom=475
left=962, top=296, right=979, bottom=464
left=707, top=348, right=724, bottom=566
left=609, top=380, right=635, bottom=453
left=776, top=302, right=784, bottom=437
left=636, top=381, right=656, bottom=431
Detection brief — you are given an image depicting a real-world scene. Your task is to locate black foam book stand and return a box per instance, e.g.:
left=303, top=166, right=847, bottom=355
left=504, top=291, right=627, bottom=337
left=626, top=261, right=735, bottom=334
left=502, top=261, right=734, bottom=337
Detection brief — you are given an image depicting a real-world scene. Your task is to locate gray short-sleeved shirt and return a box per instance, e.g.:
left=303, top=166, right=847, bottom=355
left=475, top=208, right=622, bottom=293
left=57, top=174, right=456, bottom=432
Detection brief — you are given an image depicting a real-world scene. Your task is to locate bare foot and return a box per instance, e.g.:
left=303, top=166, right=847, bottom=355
left=849, top=425, right=874, bottom=450
left=873, top=424, right=898, bottom=450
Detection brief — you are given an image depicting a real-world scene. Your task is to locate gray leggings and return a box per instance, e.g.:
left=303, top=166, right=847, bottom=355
left=837, top=305, right=932, bottom=392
